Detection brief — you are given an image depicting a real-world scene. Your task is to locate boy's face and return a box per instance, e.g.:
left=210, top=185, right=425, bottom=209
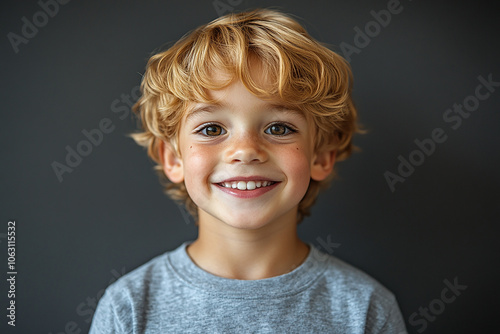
left=161, top=72, right=335, bottom=230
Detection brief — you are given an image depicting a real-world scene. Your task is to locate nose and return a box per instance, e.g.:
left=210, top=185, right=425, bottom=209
left=224, top=133, right=268, bottom=164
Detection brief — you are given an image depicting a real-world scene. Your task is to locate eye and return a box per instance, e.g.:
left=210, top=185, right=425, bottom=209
left=197, top=124, right=226, bottom=137
left=265, top=123, right=297, bottom=136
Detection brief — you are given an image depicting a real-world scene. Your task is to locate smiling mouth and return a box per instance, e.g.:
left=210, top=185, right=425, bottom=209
left=217, top=180, right=278, bottom=190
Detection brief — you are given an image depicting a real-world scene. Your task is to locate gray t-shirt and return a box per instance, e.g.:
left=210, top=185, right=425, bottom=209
left=90, top=242, right=407, bottom=333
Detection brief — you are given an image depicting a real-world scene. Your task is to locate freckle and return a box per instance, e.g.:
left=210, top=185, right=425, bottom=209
left=190, top=146, right=192, bottom=149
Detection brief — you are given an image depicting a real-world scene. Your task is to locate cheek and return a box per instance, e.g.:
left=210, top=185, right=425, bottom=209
left=279, top=147, right=312, bottom=188
left=181, top=145, right=217, bottom=197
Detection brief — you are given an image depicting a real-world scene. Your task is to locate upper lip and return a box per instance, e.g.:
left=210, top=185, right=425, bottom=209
left=215, top=176, right=278, bottom=183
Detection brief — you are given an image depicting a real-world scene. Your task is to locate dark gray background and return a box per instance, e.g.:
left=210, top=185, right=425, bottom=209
left=1, top=0, right=499, bottom=333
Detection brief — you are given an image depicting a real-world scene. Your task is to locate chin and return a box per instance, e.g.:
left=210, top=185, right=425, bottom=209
left=201, top=210, right=277, bottom=230
left=219, top=212, right=272, bottom=229
left=226, top=220, right=271, bottom=230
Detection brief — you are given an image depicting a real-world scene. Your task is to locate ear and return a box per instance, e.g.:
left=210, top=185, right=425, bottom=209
left=158, top=140, right=184, bottom=183
left=310, top=148, right=336, bottom=181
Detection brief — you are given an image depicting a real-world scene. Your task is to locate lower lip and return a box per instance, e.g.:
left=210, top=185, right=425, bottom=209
left=214, top=182, right=280, bottom=199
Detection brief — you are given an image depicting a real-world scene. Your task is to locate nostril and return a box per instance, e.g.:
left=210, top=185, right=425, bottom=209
left=225, top=140, right=268, bottom=164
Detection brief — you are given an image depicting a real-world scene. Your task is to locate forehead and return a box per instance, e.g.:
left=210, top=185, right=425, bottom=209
left=182, top=59, right=309, bottom=122
left=185, top=101, right=304, bottom=122
left=205, top=54, right=274, bottom=95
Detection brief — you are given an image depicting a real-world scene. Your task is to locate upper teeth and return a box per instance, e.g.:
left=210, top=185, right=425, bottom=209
left=220, top=181, right=274, bottom=190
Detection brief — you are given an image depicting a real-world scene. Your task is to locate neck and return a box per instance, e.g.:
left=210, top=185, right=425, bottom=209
left=186, top=210, right=309, bottom=280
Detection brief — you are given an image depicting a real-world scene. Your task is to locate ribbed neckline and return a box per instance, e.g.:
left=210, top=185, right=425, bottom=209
left=166, top=241, right=328, bottom=299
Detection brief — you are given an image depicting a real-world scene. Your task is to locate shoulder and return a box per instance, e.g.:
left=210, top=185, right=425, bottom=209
left=103, top=245, right=181, bottom=302
left=307, top=246, right=406, bottom=331
left=309, top=245, right=395, bottom=300
left=89, top=244, right=185, bottom=333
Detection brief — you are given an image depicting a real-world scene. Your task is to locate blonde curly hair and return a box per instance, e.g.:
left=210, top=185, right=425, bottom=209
left=131, top=8, right=359, bottom=223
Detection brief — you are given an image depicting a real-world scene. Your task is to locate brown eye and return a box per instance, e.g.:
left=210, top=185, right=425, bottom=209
left=270, top=124, right=285, bottom=135
left=265, top=123, right=296, bottom=136
left=200, top=124, right=225, bottom=136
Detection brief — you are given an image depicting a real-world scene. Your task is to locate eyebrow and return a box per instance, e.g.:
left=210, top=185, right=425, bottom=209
left=185, top=103, right=304, bottom=121
left=185, top=104, right=222, bottom=121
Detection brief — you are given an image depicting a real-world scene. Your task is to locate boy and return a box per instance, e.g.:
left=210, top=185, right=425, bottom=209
left=90, top=8, right=407, bottom=333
